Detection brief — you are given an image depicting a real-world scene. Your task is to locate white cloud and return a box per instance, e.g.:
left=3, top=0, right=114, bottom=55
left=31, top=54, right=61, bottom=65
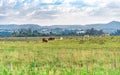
left=0, top=1, right=3, bottom=7
left=0, top=0, right=120, bottom=25
left=84, top=0, right=100, bottom=4
left=63, top=0, right=74, bottom=3
left=43, top=0, right=57, bottom=3
left=32, top=0, right=40, bottom=6
left=8, top=0, right=16, bottom=4
left=23, top=2, right=30, bottom=10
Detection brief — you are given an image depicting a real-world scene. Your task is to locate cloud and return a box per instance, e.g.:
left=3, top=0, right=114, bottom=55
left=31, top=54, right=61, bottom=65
left=86, top=0, right=120, bottom=17
left=0, top=1, right=3, bottom=7
left=0, top=0, right=120, bottom=25
left=43, top=0, right=56, bottom=3
left=8, top=0, right=16, bottom=4
left=0, top=13, right=7, bottom=20
left=27, top=9, right=59, bottom=19
left=107, top=1, right=120, bottom=8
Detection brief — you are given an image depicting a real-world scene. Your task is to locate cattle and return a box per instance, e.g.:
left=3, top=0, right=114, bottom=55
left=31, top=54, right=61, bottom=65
left=48, top=37, right=55, bottom=41
left=60, top=37, right=63, bottom=40
left=101, top=34, right=110, bottom=37
left=84, top=35, right=90, bottom=38
left=42, top=38, right=48, bottom=43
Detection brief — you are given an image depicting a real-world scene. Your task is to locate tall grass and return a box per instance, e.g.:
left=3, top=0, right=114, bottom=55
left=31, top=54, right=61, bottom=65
left=0, top=36, right=119, bottom=75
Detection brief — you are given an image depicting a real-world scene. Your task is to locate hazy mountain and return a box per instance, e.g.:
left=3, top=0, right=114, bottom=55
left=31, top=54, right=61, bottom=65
left=49, top=21, right=120, bottom=33
left=47, top=25, right=84, bottom=30
left=0, top=24, right=41, bottom=31
left=0, top=21, right=120, bottom=36
left=84, top=21, right=120, bottom=33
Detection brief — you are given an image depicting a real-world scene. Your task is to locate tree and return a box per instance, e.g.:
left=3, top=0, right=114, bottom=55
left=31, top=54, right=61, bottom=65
left=112, top=29, right=120, bottom=35
left=85, top=28, right=104, bottom=36
left=11, top=29, right=41, bottom=37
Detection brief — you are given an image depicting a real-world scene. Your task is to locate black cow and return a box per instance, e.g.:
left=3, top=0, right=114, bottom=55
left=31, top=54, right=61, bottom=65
left=48, top=37, right=55, bottom=41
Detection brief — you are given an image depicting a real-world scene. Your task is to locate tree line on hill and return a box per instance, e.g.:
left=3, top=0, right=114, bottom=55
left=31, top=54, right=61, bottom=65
left=111, top=29, right=120, bottom=36
left=11, top=28, right=105, bottom=37
left=0, top=28, right=119, bottom=37
left=12, top=29, right=40, bottom=37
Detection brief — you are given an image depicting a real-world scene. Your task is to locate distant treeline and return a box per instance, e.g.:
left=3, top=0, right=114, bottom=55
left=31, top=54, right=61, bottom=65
left=0, top=28, right=118, bottom=37
left=12, top=29, right=40, bottom=37
left=111, top=29, right=120, bottom=36
left=83, top=28, right=104, bottom=36
left=11, top=28, right=105, bottom=37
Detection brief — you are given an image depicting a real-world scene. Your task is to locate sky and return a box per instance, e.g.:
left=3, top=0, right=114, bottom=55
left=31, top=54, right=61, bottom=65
left=0, top=0, right=120, bottom=25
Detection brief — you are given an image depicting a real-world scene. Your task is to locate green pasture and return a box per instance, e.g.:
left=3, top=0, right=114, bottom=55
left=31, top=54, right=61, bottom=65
left=0, top=36, right=120, bottom=75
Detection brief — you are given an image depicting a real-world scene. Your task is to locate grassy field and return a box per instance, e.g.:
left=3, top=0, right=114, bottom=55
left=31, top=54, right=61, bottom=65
left=0, top=36, right=120, bottom=75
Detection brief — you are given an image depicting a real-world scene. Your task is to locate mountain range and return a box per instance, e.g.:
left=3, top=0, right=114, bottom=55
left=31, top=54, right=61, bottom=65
left=0, top=21, right=120, bottom=36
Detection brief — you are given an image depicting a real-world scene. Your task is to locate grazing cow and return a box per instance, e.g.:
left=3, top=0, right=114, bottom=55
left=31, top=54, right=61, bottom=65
left=101, top=34, right=110, bottom=37
left=42, top=38, right=48, bottom=43
left=48, top=37, right=55, bottom=41
left=60, top=37, right=63, bottom=40
left=84, top=35, right=90, bottom=38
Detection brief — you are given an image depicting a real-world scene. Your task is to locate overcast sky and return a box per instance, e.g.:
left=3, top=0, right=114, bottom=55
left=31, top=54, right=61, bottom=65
left=0, top=0, right=120, bottom=25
